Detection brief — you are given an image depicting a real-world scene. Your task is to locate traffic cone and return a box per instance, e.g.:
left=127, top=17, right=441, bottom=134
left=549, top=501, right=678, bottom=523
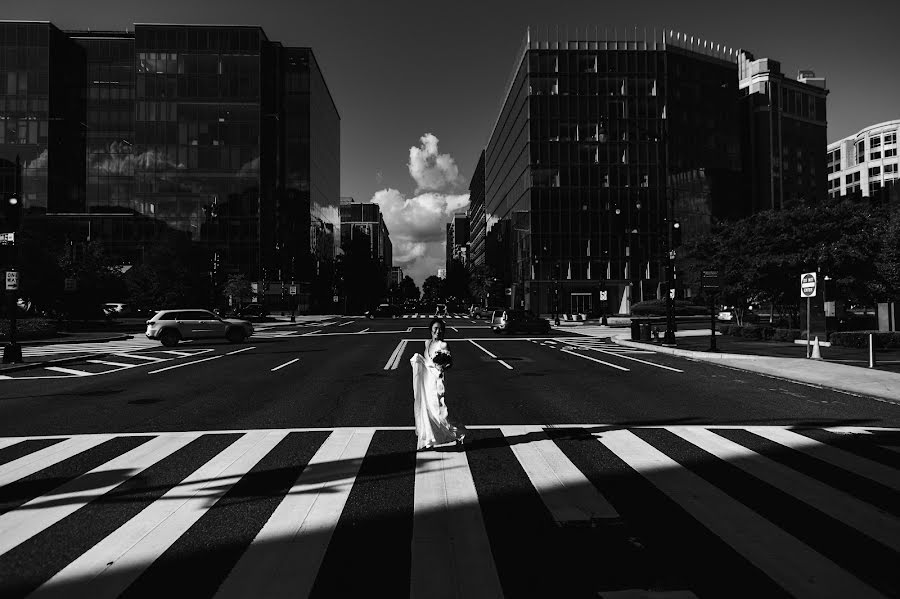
left=811, top=336, right=822, bottom=360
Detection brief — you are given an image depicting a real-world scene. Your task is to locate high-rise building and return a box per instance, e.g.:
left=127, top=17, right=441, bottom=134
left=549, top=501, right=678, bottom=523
left=339, top=198, right=392, bottom=270
left=389, top=265, right=403, bottom=286
left=0, top=21, right=340, bottom=310
left=738, top=51, right=828, bottom=211
left=483, top=28, right=826, bottom=315
left=467, top=150, right=486, bottom=266
left=827, top=120, right=900, bottom=198
left=445, top=212, right=469, bottom=268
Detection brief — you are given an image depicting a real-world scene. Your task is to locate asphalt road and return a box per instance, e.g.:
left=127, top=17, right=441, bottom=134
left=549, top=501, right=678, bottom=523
left=1, top=316, right=898, bottom=598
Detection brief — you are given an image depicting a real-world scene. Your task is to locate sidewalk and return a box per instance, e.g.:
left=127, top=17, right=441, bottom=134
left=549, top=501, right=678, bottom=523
left=611, top=329, right=900, bottom=404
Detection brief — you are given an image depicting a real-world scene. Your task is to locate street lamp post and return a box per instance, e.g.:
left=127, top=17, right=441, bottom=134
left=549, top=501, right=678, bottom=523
left=663, top=218, right=678, bottom=346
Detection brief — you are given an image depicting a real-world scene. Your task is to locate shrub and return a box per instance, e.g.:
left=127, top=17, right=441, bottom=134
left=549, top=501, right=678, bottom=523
left=772, top=328, right=801, bottom=342
left=741, top=326, right=762, bottom=340
left=0, top=318, right=59, bottom=341
left=829, top=331, right=900, bottom=349
left=631, top=299, right=707, bottom=316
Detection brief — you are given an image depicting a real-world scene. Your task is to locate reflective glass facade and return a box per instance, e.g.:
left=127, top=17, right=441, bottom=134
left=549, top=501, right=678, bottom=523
left=486, top=33, right=743, bottom=315
left=0, top=22, right=340, bottom=309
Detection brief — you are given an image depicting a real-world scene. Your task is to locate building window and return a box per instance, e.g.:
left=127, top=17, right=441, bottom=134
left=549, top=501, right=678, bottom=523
left=871, top=135, right=881, bottom=149
left=885, top=148, right=897, bottom=158
left=884, top=132, right=897, bottom=145
left=869, top=166, right=881, bottom=177
left=871, top=151, right=881, bottom=160
left=845, top=171, right=860, bottom=186
left=886, top=164, right=898, bottom=175
left=856, top=140, right=865, bottom=164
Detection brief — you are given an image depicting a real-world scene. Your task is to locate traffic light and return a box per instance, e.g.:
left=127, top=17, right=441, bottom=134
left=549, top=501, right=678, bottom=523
left=0, top=195, right=22, bottom=233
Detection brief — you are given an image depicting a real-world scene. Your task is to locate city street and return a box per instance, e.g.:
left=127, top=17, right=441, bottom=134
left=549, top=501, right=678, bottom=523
left=1, top=316, right=898, bottom=597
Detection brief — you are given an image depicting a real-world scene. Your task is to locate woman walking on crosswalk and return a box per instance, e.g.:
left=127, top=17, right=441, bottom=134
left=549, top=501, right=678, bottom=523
left=410, top=318, right=467, bottom=450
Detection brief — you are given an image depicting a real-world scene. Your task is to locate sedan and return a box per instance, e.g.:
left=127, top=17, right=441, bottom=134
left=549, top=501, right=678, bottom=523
left=491, top=309, right=552, bottom=334
left=365, top=304, right=403, bottom=318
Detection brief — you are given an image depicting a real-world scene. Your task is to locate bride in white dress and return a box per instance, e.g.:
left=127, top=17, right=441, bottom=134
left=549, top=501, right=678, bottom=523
left=411, top=318, right=466, bottom=450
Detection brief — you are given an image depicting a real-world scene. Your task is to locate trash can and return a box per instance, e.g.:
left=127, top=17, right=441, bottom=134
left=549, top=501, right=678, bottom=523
left=640, top=323, right=651, bottom=341
left=631, top=320, right=641, bottom=341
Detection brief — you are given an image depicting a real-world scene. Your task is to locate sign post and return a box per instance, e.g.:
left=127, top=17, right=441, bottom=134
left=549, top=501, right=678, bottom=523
left=700, top=269, right=721, bottom=351
left=800, top=272, right=817, bottom=358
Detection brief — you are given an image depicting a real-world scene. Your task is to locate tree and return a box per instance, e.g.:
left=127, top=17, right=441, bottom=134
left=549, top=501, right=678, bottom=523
left=679, top=198, right=891, bottom=325
left=421, top=275, right=444, bottom=306
left=399, top=275, right=420, bottom=301
left=58, top=241, right=124, bottom=318
left=875, top=204, right=900, bottom=300
left=468, top=264, right=497, bottom=306
left=223, top=274, right=252, bottom=308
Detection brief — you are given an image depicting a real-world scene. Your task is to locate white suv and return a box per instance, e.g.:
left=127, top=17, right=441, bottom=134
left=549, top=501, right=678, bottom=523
left=146, top=309, right=253, bottom=347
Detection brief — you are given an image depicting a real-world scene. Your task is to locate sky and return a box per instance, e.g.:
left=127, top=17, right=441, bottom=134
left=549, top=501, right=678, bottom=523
left=9, top=0, right=899, bottom=285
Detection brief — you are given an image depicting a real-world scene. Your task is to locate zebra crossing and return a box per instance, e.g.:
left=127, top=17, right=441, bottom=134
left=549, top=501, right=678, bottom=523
left=537, top=336, right=655, bottom=355
left=0, top=424, right=897, bottom=598
left=1, top=348, right=217, bottom=380
left=21, top=338, right=162, bottom=358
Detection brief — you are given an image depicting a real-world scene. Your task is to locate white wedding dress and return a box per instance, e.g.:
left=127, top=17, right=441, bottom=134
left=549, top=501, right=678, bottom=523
left=411, top=341, right=465, bottom=450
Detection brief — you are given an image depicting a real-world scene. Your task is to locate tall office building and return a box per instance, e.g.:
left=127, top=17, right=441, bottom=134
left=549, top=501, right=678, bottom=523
left=738, top=51, right=828, bottom=211
left=467, top=150, right=486, bottom=266
left=483, top=28, right=826, bottom=315
left=445, top=212, right=469, bottom=268
left=827, top=120, right=900, bottom=198
left=339, top=198, right=392, bottom=271
left=0, top=21, right=340, bottom=310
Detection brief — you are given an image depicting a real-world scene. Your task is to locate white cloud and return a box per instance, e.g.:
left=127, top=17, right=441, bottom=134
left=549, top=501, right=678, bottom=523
left=372, top=186, right=469, bottom=285
left=408, top=133, right=467, bottom=193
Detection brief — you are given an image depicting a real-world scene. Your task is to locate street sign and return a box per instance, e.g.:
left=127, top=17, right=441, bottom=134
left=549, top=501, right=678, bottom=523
left=289, top=285, right=298, bottom=295
left=505, top=287, right=512, bottom=296
left=64, top=278, right=77, bottom=292
left=5, top=270, right=19, bottom=291
left=700, top=269, right=721, bottom=291
left=0, top=232, right=14, bottom=245
left=332, top=295, right=339, bottom=303
left=800, top=272, right=817, bottom=297
left=599, top=290, right=608, bottom=301
left=669, top=289, right=676, bottom=299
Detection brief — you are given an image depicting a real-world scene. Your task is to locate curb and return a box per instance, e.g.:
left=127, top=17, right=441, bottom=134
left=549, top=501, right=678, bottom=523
left=611, top=336, right=761, bottom=360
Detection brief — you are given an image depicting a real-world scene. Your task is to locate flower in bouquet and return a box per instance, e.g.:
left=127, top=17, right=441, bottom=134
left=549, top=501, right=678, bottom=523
left=431, top=349, right=453, bottom=370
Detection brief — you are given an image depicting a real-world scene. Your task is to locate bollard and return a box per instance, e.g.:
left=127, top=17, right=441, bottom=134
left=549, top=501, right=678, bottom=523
left=869, top=333, right=876, bottom=368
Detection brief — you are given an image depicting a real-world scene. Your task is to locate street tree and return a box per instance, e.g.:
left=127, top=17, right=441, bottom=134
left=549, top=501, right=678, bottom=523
left=468, top=264, right=497, bottom=307
left=223, top=274, right=253, bottom=308
left=399, top=275, right=420, bottom=301
left=421, top=275, right=444, bottom=306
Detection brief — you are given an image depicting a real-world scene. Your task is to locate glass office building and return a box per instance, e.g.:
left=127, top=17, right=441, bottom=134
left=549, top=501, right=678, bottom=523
left=0, top=21, right=340, bottom=310
left=486, top=29, right=750, bottom=315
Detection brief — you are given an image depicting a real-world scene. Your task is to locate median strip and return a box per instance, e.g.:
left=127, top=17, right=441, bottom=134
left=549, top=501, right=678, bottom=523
left=271, top=358, right=299, bottom=372
left=148, top=355, right=223, bottom=374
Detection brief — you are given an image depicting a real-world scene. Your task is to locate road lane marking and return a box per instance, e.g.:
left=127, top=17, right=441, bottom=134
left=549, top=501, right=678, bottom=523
left=86, top=360, right=138, bottom=368
left=302, top=330, right=322, bottom=336
left=468, top=340, right=497, bottom=358
left=271, top=358, right=300, bottom=372
left=560, top=349, right=630, bottom=371
left=160, top=350, right=195, bottom=356
left=147, top=355, right=223, bottom=374
left=468, top=339, right=513, bottom=369
left=587, top=348, right=683, bottom=372
left=44, top=367, right=92, bottom=376
left=450, top=326, right=459, bottom=332
left=110, top=353, right=166, bottom=362
left=383, top=340, right=408, bottom=370
left=338, top=321, right=354, bottom=326
left=357, top=328, right=370, bottom=333
left=226, top=346, right=256, bottom=355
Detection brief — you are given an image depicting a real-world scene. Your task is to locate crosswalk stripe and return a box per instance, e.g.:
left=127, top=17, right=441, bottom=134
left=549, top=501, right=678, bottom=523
left=0, top=425, right=894, bottom=598
left=86, top=360, right=139, bottom=368
left=751, top=427, right=900, bottom=492
left=501, top=425, right=619, bottom=525
left=597, top=429, right=884, bottom=599
left=411, top=442, right=503, bottom=598
left=0, top=436, right=113, bottom=488
left=109, top=353, right=166, bottom=362
left=214, top=429, right=373, bottom=598
left=561, top=348, right=630, bottom=371
left=33, top=431, right=280, bottom=599
left=669, top=426, right=900, bottom=552
left=0, top=434, right=194, bottom=557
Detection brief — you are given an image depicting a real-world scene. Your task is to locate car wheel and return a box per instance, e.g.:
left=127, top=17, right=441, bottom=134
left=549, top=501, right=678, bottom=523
left=160, top=329, right=180, bottom=347
left=226, top=328, right=246, bottom=343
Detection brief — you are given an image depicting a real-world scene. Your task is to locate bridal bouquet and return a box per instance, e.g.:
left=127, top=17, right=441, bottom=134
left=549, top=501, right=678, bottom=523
left=431, top=349, right=453, bottom=370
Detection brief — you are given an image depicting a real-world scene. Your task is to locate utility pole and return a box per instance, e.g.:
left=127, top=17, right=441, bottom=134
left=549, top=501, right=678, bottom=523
left=2, top=155, right=23, bottom=364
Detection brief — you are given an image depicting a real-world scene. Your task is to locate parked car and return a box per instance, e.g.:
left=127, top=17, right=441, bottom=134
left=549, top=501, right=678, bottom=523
left=102, top=302, right=130, bottom=316
left=365, top=303, right=403, bottom=318
left=491, top=309, right=551, bottom=334
left=235, top=303, right=269, bottom=319
left=146, top=309, right=254, bottom=347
